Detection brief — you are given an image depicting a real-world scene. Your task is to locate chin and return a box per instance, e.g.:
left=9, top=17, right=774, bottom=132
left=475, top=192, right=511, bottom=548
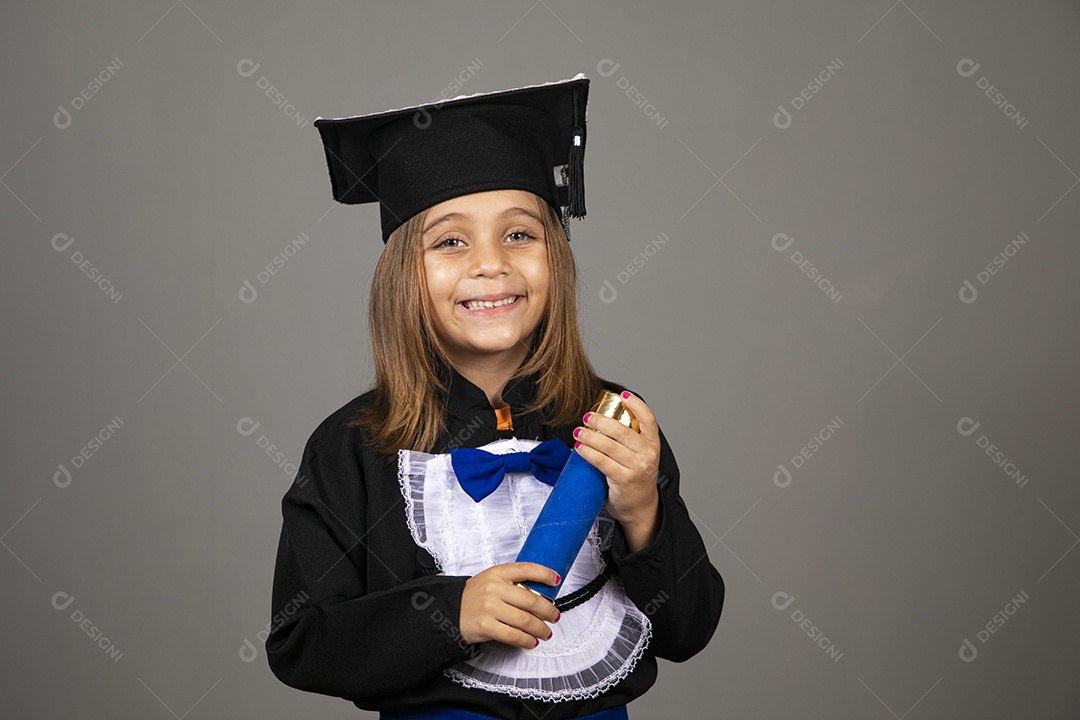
left=465, top=340, right=527, bottom=354
left=448, top=333, right=531, bottom=354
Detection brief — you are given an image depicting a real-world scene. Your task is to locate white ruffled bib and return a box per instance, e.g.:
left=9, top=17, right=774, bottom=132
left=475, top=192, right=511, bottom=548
left=397, top=437, right=652, bottom=702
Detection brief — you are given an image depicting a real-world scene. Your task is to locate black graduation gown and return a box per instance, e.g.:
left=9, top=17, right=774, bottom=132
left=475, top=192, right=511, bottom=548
left=266, top=365, right=725, bottom=719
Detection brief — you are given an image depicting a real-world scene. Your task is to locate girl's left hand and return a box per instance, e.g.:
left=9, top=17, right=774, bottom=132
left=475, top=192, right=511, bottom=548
left=573, top=391, right=661, bottom=535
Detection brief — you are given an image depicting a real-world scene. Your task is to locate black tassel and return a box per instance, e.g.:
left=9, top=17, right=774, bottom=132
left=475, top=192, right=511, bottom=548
left=567, top=128, right=585, bottom=219
left=566, top=83, right=586, bottom=219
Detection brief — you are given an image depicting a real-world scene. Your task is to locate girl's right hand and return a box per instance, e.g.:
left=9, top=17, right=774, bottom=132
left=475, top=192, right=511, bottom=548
left=459, top=562, right=561, bottom=649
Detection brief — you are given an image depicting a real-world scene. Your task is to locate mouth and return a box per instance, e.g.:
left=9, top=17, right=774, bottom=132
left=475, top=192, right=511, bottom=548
left=459, top=295, right=523, bottom=312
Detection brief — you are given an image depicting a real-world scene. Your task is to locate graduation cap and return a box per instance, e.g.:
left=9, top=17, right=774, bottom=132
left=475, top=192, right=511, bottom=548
left=313, top=73, right=589, bottom=243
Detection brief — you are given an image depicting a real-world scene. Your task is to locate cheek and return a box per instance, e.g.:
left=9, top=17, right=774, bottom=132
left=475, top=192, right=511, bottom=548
left=423, top=262, right=456, bottom=302
left=527, top=265, right=551, bottom=307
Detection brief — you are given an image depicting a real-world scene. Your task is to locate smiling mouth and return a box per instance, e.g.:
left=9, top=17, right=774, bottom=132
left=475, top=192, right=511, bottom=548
left=459, top=295, right=522, bottom=311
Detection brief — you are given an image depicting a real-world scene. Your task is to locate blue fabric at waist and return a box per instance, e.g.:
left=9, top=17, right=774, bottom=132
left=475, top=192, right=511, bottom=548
left=379, top=703, right=628, bottom=720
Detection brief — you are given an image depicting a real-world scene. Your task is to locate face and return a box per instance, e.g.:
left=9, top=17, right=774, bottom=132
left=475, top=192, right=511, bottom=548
left=420, top=189, right=550, bottom=369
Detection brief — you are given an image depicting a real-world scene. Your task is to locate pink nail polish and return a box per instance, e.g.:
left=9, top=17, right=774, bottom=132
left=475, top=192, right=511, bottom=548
left=574, top=441, right=581, bottom=449
left=547, top=629, right=554, bottom=640
left=583, top=412, right=592, bottom=423
left=573, top=427, right=581, bottom=438
left=534, top=637, right=539, bottom=647
left=621, top=391, right=630, bottom=399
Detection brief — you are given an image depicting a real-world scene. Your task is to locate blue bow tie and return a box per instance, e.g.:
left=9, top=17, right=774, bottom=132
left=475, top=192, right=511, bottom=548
left=449, top=438, right=572, bottom=502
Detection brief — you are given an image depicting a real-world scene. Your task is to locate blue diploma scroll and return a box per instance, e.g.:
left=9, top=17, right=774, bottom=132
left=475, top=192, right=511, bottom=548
left=515, top=390, right=639, bottom=600
left=515, top=449, right=606, bottom=599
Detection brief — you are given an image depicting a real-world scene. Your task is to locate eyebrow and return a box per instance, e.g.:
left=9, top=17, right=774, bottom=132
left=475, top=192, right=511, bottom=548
left=422, top=206, right=543, bottom=235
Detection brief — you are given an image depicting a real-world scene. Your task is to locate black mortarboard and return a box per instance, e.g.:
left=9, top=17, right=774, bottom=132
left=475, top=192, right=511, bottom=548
left=313, top=74, right=589, bottom=243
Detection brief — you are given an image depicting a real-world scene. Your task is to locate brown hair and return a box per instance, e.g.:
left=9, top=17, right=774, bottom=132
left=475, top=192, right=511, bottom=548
left=349, top=192, right=608, bottom=456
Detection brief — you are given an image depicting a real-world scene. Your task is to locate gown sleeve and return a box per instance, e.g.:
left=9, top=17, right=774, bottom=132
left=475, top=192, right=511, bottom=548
left=265, top=414, right=481, bottom=699
left=606, top=420, right=725, bottom=663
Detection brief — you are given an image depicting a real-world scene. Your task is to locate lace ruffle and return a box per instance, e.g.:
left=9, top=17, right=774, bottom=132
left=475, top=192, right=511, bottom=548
left=397, top=437, right=651, bottom=701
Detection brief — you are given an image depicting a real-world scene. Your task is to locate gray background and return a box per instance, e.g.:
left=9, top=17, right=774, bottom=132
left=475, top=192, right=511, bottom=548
left=2, top=1, right=1078, bottom=718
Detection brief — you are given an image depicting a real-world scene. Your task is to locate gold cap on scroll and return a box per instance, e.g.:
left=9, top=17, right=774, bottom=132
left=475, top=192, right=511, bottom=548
left=589, top=390, right=639, bottom=433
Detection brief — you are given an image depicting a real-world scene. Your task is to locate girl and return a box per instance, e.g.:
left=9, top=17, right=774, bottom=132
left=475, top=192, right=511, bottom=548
left=266, top=74, right=724, bottom=720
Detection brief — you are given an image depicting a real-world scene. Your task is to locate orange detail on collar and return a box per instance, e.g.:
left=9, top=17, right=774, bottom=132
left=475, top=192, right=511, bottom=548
left=494, top=406, right=513, bottom=431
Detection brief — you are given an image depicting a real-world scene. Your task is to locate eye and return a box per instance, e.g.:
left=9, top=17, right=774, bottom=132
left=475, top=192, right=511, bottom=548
left=507, top=230, right=537, bottom=242
left=434, top=236, right=464, bottom=249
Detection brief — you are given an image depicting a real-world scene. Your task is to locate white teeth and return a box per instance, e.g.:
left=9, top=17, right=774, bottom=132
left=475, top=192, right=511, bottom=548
left=463, top=296, right=519, bottom=310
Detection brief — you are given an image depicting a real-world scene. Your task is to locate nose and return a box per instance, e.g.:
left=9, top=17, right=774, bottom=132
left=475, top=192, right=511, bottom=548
left=469, top=233, right=512, bottom=277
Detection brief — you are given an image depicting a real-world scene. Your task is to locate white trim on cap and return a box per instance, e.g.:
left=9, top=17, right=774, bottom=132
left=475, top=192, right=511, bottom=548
left=314, top=72, right=588, bottom=123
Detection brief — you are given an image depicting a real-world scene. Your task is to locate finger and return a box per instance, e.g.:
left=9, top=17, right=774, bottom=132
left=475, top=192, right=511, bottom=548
left=514, top=585, right=560, bottom=623
left=497, top=565, right=560, bottom=622
left=503, top=580, right=560, bottom=623
left=573, top=436, right=622, bottom=480
left=577, top=418, right=659, bottom=481
left=582, top=404, right=652, bottom=457
left=583, top=408, right=640, bottom=444
left=616, top=391, right=660, bottom=446
left=492, top=600, right=557, bottom=643
left=579, top=409, right=646, bottom=460
left=575, top=424, right=636, bottom=468
left=499, top=561, right=560, bottom=588
left=491, top=605, right=554, bottom=648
